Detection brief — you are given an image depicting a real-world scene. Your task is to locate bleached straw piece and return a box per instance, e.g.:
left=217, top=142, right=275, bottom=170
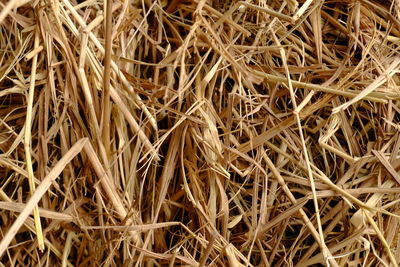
left=24, top=28, right=44, bottom=251
left=24, top=45, right=43, bottom=61
left=294, top=91, right=315, bottom=114
left=84, top=14, right=104, bottom=34
left=292, top=0, right=314, bottom=21
left=350, top=180, right=395, bottom=228
left=225, top=243, right=242, bottom=267
left=77, top=33, right=101, bottom=135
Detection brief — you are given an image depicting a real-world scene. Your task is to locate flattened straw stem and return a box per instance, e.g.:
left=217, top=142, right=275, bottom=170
left=102, top=0, right=112, bottom=156
left=0, top=139, right=88, bottom=258
left=24, top=28, right=44, bottom=251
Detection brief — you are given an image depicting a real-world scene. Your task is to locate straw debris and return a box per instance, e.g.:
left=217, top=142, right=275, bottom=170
left=0, top=0, right=400, bottom=266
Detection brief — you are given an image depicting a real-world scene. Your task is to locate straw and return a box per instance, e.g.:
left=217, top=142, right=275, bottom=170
left=1, top=0, right=400, bottom=266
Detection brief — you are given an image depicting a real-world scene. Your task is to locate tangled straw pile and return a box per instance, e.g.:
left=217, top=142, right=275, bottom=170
left=1, top=0, right=400, bottom=266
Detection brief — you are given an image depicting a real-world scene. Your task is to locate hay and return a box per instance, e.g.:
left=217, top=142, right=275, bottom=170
left=0, top=0, right=400, bottom=266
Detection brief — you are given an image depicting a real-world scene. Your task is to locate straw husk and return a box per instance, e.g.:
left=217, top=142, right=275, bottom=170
left=0, top=0, right=400, bottom=266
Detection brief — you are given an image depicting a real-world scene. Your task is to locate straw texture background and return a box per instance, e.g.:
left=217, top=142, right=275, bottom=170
left=0, top=0, right=400, bottom=266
